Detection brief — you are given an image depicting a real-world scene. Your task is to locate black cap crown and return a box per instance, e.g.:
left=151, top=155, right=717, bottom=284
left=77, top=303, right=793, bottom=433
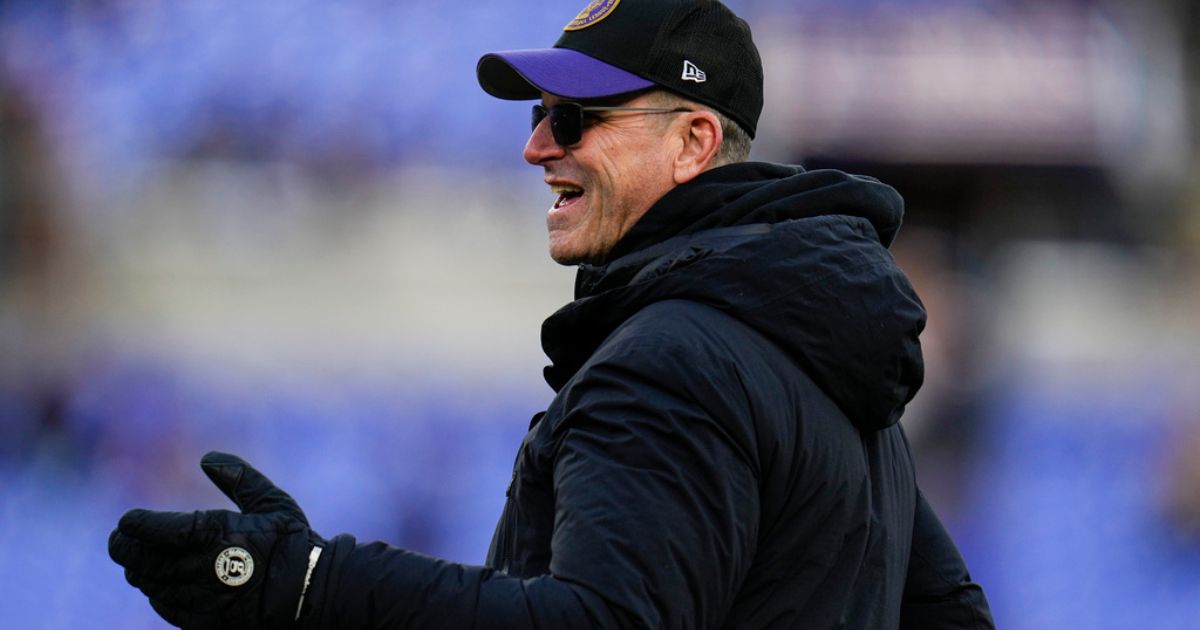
left=555, top=0, right=763, bottom=137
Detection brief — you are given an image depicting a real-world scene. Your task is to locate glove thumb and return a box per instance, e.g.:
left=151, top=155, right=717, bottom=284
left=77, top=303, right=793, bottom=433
left=201, top=451, right=308, bottom=524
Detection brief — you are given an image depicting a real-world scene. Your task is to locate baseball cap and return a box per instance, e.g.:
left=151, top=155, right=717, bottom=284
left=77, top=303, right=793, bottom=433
left=476, top=0, right=763, bottom=138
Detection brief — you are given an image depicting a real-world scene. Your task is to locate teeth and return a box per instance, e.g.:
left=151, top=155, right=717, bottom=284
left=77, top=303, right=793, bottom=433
left=550, top=184, right=583, bottom=196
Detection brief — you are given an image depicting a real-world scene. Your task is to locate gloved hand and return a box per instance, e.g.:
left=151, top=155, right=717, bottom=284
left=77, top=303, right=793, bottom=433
left=109, top=452, right=325, bottom=629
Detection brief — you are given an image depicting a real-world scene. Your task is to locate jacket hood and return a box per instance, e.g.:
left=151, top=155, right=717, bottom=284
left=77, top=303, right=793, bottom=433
left=541, top=163, right=926, bottom=431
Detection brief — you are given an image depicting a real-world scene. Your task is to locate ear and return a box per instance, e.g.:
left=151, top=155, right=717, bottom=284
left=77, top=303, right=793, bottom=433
left=672, top=111, right=723, bottom=185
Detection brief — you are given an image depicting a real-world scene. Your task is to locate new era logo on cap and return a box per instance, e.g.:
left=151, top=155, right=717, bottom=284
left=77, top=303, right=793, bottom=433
left=681, top=60, right=706, bottom=83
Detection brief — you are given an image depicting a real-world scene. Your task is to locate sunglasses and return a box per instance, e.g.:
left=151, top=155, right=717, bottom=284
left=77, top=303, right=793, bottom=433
left=531, top=103, right=693, bottom=146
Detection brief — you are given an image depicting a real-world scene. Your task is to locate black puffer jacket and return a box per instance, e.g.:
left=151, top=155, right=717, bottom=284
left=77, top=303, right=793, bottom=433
left=301, top=163, right=994, bottom=629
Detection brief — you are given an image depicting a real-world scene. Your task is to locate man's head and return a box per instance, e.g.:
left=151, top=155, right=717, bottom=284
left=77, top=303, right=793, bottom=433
left=476, top=0, right=763, bottom=264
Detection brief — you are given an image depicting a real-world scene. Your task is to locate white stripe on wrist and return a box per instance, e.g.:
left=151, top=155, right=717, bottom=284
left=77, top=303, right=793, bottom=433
left=294, top=545, right=324, bottom=622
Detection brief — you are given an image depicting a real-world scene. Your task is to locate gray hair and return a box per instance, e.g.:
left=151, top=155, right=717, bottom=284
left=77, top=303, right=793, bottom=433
left=713, top=110, right=752, bottom=165
left=646, top=90, right=752, bottom=166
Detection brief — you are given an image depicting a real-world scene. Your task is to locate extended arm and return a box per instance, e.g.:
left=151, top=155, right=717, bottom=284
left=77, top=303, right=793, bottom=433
left=110, top=350, right=758, bottom=629
left=299, top=537, right=602, bottom=629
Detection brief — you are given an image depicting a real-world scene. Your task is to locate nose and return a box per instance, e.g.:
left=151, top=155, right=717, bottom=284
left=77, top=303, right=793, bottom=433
left=523, top=117, right=566, bottom=165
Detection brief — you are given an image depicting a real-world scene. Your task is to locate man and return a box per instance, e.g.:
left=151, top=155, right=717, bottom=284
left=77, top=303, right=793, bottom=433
left=109, top=1, right=994, bottom=628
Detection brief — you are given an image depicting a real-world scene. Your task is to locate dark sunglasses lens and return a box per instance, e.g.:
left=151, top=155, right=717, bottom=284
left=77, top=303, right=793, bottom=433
left=530, top=104, right=582, bottom=146
left=548, top=105, right=582, bottom=146
left=531, top=105, right=548, bottom=133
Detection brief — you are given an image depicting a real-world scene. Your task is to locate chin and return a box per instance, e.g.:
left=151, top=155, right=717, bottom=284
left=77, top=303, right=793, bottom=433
left=549, top=252, right=589, bottom=266
left=548, top=244, right=604, bottom=266
left=548, top=244, right=582, bottom=266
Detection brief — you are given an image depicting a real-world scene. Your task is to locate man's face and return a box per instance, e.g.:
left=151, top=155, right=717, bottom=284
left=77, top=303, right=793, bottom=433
left=524, top=92, right=680, bottom=265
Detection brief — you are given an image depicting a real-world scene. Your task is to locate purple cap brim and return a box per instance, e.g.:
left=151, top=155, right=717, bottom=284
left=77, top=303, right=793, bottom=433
left=477, top=48, right=655, bottom=101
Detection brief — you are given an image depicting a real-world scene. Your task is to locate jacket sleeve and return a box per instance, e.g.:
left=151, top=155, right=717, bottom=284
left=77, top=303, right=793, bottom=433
left=899, top=490, right=995, bottom=629
left=298, top=534, right=609, bottom=629
left=299, top=328, right=759, bottom=629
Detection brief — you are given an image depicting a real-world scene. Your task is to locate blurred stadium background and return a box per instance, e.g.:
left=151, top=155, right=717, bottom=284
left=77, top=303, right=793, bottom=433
left=2, top=0, right=1198, bottom=627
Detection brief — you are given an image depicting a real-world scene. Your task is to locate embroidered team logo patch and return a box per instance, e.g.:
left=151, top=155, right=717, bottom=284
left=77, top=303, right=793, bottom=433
left=564, top=0, right=620, bottom=31
left=215, top=546, right=255, bottom=587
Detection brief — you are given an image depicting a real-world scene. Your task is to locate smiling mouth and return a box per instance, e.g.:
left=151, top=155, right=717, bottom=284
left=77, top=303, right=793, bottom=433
left=551, top=183, right=584, bottom=209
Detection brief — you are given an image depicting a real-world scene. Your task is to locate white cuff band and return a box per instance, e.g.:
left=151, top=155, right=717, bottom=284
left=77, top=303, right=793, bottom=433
left=294, top=545, right=324, bottom=622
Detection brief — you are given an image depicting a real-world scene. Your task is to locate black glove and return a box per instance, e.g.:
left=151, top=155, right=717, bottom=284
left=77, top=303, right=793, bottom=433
left=109, top=452, right=325, bottom=629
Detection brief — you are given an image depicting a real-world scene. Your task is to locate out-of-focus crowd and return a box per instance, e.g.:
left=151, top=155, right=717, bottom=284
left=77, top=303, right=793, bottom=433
left=2, top=1, right=1199, bottom=628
